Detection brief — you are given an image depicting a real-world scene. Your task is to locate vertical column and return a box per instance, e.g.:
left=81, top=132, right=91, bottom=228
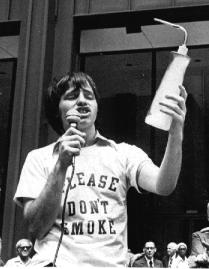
left=45, top=0, right=75, bottom=144
left=52, top=0, right=75, bottom=77
left=2, top=0, right=55, bottom=260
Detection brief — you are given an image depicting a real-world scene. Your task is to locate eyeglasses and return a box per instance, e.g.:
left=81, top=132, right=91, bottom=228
left=19, top=246, right=31, bottom=250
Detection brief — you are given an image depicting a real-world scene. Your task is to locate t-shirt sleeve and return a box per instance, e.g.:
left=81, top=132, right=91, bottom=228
left=14, top=149, right=49, bottom=207
left=121, top=143, right=153, bottom=193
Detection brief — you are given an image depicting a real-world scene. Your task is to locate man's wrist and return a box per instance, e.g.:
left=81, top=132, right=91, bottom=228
left=55, top=159, right=70, bottom=173
left=168, top=131, right=183, bottom=144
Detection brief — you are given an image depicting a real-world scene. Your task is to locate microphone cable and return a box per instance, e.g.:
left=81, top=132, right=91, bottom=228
left=52, top=155, right=76, bottom=267
left=52, top=112, right=80, bottom=266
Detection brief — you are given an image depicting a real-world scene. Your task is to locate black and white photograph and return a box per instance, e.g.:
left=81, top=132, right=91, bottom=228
left=0, top=0, right=209, bottom=267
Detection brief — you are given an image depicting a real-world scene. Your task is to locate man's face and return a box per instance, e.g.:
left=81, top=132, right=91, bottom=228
left=17, top=242, right=32, bottom=260
left=178, top=246, right=187, bottom=258
left=59, top=82, right=98, bottom=132
left=167, top=243, right=177, bottom=257
left=144, top=242, right=156, bottom=259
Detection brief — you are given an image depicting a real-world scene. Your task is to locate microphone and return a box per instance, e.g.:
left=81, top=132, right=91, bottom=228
left=65, top=111, right=81, bottom=164
left=65, top=111, right=81, bottom=128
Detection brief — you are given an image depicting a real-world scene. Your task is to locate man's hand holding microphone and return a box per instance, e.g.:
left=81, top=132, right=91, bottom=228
left=57, top=110, right=86, bottom=169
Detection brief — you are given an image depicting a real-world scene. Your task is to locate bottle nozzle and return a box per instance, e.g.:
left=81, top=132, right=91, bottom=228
left=154, top=18, right=188, bottom=46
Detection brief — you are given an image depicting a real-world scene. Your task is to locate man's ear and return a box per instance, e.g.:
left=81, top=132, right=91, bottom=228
left=154, top=248, right=157, bottom=254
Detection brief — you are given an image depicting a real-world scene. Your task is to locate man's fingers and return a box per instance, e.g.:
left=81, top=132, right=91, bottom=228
left=65, top=146, right=81, bottom=156
left=159, top=101, right=182, bottom=116
left=61, top=140, right=82, bottom=150
left=179, top=85, right=188, bottom=100
left=64, top=126, right=86, bottom=138
left=58, top=134, right=86, bottom=147
left=57, top=128, right=87, bottom=166
left=162, top=85, right=187, bottom=114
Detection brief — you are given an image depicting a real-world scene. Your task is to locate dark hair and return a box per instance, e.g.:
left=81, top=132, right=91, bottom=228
left=44, top=72, right=100, bottom=135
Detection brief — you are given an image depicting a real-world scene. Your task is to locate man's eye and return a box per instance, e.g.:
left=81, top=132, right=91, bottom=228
left=65, top=92, right=78, bottom=99
left=85, top=92, right=95, bottom=100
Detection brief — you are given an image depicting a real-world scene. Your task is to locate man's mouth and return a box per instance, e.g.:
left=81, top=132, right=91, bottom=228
left=77, top=107, right=90, bottom=116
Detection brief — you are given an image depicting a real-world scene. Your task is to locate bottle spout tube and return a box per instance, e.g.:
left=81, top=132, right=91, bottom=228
left=154, top=18, right=188, bottom=46
left=145, top=51, right=190, bottom=131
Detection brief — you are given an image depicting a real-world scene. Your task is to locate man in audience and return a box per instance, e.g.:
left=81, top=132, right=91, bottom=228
left=163, top=242, right=178, bottom=267
left=188, top=203, right=209, bottom=267
left=127, top=248, right=144, bottom=267
left=4, top=239, right=33, bottom=267
left=132, top=241, right=163, bottom=267
left=0, top=238, right=4, bottom=267
left=171, top=242, right=189, bottom=269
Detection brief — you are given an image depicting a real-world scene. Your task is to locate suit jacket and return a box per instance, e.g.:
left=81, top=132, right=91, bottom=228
left=162, top=255, right=177, bottom=267
left=162, top=255, right=169, bottom=267
left=188, top=229, right=209, bottom=268
left=190, top=230, right=209, bottom=256
left=132, top=256, right=163, bottom=268
left=0, top=257, right=4, bottom=267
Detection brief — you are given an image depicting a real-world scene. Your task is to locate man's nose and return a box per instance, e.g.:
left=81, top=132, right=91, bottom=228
left=77, top=92, right=87, bottom=104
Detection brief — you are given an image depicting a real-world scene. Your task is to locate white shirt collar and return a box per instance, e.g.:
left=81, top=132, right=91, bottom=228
left=145, top=256, right=154, bottom=266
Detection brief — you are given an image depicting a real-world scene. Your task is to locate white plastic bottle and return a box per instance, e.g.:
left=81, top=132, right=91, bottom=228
left=145, top=19, right=191, bottom=131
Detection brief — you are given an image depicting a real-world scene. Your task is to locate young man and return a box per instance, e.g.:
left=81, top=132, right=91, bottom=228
left=132, top=241, right=163, bottom=267
left=4, top=239, right=33, bottom=267
left=14, top=72, right=187, bottom=266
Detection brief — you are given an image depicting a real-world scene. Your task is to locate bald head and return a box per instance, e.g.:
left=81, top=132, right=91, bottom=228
left=167, top=242, right=177, bottom=257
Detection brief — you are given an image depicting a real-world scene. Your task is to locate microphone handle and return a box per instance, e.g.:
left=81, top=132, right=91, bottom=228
left=69, top=122, right=77, bottom=165
left=70, top=122, right=77, bottom=128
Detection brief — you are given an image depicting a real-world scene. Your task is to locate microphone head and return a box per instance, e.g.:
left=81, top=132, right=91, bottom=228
left=66, top=110, right=81, bottom=127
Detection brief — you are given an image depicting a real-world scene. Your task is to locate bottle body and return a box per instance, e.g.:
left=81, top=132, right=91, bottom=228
left=145, top=51, right=190, bottom=131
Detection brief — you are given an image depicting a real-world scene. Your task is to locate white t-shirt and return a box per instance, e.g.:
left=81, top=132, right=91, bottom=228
left=14, top=133, right=152, bottom=267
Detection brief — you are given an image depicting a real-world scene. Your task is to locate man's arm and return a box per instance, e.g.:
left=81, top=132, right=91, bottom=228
left=23, top=127, right=86, bottom=240
left=24, top=161, right=67, bottom=240
left=139, top=86, right=187, bottom=195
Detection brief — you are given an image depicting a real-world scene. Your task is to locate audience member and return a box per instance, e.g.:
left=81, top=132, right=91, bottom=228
left=132, top=241, right=163, bottom=267
left=162, top=242, right=178, bottom=267
left=188, top=203, right=209, bottom=267
left=127, top=248, right=144, bottom=267
left=0, top=238, right=4, bottom=267
left=171, top=242, right=189, bottom=269
left=4, top=239, right=33, bottom=267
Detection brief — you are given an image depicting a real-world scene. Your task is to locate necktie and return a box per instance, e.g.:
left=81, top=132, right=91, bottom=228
left=149, top=260, right=153, bottom=268
left=168, top=258, right=173, bottom=267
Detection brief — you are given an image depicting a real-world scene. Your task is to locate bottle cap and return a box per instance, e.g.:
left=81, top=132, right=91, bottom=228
left=177, top=44, right=188, bottom=56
